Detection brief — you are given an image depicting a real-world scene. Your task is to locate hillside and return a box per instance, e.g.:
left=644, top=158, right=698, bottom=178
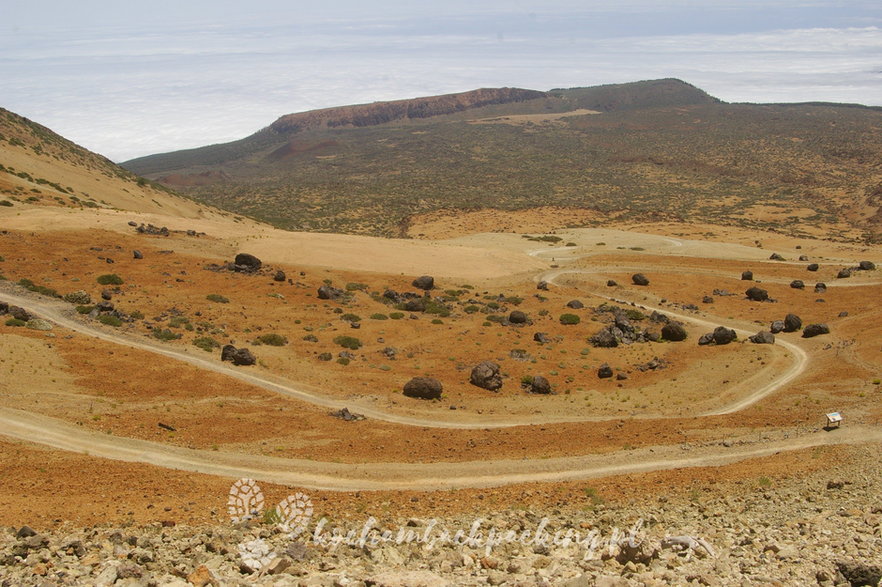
left=120, top=79, right=882, bottom=242
left=0, top=108, right=211, bottom=218
left=1, top=106, right=881, bottom=585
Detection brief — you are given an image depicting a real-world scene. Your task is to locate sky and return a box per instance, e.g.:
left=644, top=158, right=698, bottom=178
left=1, top=1, right=880, bottom=162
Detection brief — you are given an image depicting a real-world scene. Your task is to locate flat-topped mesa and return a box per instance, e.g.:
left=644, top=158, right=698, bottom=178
left=269, top=87, right=547, bottom=134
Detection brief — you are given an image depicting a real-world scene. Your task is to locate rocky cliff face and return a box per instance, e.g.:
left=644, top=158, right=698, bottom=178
left=269, top=87, right=547, bottom=134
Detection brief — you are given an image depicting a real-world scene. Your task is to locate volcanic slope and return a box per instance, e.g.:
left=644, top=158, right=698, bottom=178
left=0, top=107, right=880, bottom=537
left=122, top=79, right=882, bottom=241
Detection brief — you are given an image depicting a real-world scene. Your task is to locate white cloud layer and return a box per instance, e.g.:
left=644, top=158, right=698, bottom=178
left=1, top=1, right=880, bottom=161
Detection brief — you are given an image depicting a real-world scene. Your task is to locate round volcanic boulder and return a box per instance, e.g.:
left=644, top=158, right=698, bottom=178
left=273, top=270, right=286, bottom=282
left=221, top=344, right=238, bottom=362
left=631, top=273, right=650, bottom=286
left=533, top=332, right=550, bottom=344
left=769, top=253, right=785, bottom=261
left=770, top=320, right=785, bottom=334
left=133, top=250, right=143, bottom=260
left=807, top=263, right=819, bottom=272
left=814, top=282, right=827, bottom=293
left=529, top=376, right=552, bottom=395
left=411, top=275, right=435, bottom=291
left=403, top=377, right=443, bottom=399
left=749, top=331, right=775, bottom=344
left=837, top=268, right=851, bottom=279
left=783, top=313, right=802, bottom=332
left=233, top=253, right=262, bottom=273
left=607, top=280, right=618, bottom=287
left=790, top=280, right=805, bottom=289
left=597, top=363, right=613, bottom=379
left=745, top=286, right=769, bottom=302
left=741, top=270, right=754, bottom=281
left=712, top=326, right=737, bottom=345
left=858, top=260, right=876, bottom=271
left=231, top=348, right=256, bottom=366
left=8, top=306, right=31, bottom=321
left=317, top=284, right=344, bottom=300
left=508, top=310, right=528, bottom=325
left=566, top=300, right=584, bottom=309
left=469, top=361, right=502, bottom=391
left=661, top=322, right=688, bottom=342
left=536, top=281, right=549, bottom=291
left=802, top=323, right=830, bottom=338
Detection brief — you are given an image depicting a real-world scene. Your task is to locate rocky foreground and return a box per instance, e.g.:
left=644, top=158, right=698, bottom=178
left=3, top=447, right=881, bottom=586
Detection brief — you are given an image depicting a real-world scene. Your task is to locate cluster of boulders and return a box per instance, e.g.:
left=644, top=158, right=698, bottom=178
left=221, top=344, right=256, bottom=366
left=698, top=326, right=737, bottom=346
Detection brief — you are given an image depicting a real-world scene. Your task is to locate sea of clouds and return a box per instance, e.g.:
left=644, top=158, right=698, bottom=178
left=2, top=1, right=880, bottom=161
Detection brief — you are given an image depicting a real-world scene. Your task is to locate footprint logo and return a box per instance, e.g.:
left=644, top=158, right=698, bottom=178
left=228, top=478, right=265, bottom=523
left=277, top=492, right=314, bottom=537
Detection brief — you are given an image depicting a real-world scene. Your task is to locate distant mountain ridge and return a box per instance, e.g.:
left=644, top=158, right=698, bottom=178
left=269, top=87, right=548, bottom=134
left=116, top=79, right=881, bottom=242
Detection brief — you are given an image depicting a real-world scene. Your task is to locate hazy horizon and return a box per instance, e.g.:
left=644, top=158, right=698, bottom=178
left=2, top=0, right=880, bottom=161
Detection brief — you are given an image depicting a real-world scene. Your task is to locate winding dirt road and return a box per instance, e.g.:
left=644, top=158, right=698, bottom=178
left=1, top=240, right=879, bottom=490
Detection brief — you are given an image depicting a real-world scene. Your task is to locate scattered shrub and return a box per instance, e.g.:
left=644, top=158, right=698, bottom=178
left=129, top=310, right=144, bottom=320
left=96, top=274, right=123, bottom=286
left=333, top=335, right=362, bottom=350
left=345, top=282, right=367, bottom=291
left=464, top=305, right=480, bottom=314
left=255, top=333, right=288, bottom=346
left=193, top=336, right=220, bottom=352
left=5, top=318, right=26, bottom=327
left=370, top=313, right=389, bottom=320
left=18, top=278, right=60, bottom=298
left=0, top=201, right=13, bottom=207
left=559, top=313, right=581, bottom=325
left=337, top=357, right=351, bottom=366
left=206, top=293, right=229, bottom=303
left=98, top=315, right=123, bottom=327
left=153, top=328, right=181, bottom=341
left=431, top=318, right=444, bottom=324
left=389, top=312, right=405, bottom=320
left=75, top=305, right=94, bottom=314
left=340, top=313, right=362, bottom=323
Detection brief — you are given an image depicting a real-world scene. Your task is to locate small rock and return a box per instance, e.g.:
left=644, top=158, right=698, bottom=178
left=632, top=273, right=650, bottom=286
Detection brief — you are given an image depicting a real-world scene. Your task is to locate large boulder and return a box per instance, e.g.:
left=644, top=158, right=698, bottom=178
left=661, top=322, right=687, bottom=342
left=0, top=302, right=8, bottom=315
left=233, top=253, right=262, bottom=273
left=411, top=275, right=435, bottom=291
left=814, top=282, right=827, bottom=293
left=698, top=332, right=714, bottom=346
left=741, top=270, right=754, bottom=281
left=783, top=313, right=802, bottom=332
left=597, top=363, right=613, bottom=379
left=745, top=286, right=769, bottom=302
left=806, top=263, right=819, bottom=272
left=8, top=306, right=31, bottom=321
left=769, top=253, right=785, bottom=261
left=403, top=377, right=443, bottom=399
left=403, top=298, right=427, bottom=312
left=317, top=284, right=345, bottom=300
left=802, top=323, right=830, bottom=338
left=837, top=268, right=851, bottom=279
left=469, top=361, right=502, bottom=391
left=748, top=331, right=775, bottom=344
left=790, top=280, right=804, bottom=289
left=536, top=281, right=549, bottom=291
left=566, top=300, right=584, bottom=309
left=770, top=320, right=785, bottom=334
left=221, top=345, right=256, bottom=366
left=508, top=310, right=528, bottom=325
left=529, top=376, right=552, bottom=395
left=631, top=273, right=649, bottom=286
left=712, top=326, right=737, bottom=345
left=273, top=270, right=286, bottom=282
left=590, top=328, right=619, bottom=348
left=858, top=260, right=876, bottom=271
